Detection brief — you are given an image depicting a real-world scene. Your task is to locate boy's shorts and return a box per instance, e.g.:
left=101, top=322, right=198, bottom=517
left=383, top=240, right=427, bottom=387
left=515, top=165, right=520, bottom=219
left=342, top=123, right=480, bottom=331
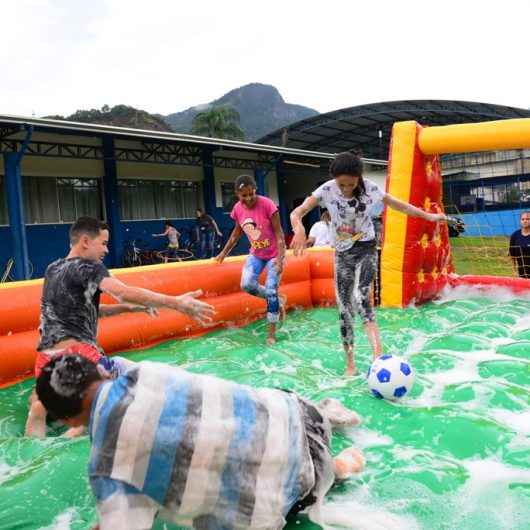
left=167, top=244, right=179, bottom=259
left=35, top=343, right=102, bottom=378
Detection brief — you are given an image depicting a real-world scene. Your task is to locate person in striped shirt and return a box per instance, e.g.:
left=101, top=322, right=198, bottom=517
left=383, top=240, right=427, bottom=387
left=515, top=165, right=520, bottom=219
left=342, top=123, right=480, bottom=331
left=37, top=356, right=365, bottom=530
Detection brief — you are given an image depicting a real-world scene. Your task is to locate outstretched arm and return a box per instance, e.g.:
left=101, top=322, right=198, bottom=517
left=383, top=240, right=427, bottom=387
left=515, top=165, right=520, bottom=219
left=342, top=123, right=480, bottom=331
left=215, top=224, right=243, bottom=263
left=99, top=277, right=214, bottom=326
left=383, top=194, right=446, bottom=222
left=152, top=227, right=169, bottom=237
left=290, top=195, right=319, bottom=255
left=99, top=304, right=156, bottom=317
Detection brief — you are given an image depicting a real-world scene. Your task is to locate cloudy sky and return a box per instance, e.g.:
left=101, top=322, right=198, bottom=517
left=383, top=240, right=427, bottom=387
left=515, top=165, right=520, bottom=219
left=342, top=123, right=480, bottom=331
left=3, top=0, right=529, bottom=118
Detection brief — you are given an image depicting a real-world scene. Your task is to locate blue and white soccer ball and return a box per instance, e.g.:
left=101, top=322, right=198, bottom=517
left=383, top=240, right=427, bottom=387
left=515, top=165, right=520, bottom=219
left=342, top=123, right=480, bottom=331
left=367, top=355, right=414, bottom=400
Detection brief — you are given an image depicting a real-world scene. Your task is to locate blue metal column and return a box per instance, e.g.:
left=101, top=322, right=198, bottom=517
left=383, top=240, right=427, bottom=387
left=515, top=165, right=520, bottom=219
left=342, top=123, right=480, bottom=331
left=4, top=125, right=32, bottom=280
left=275, top=159, right=289, bottom=232
left=201, top=148, right=216, bottom=215
left=102, top=135, right=123, bottom=267
left=255, top=167, right=266, bottom=196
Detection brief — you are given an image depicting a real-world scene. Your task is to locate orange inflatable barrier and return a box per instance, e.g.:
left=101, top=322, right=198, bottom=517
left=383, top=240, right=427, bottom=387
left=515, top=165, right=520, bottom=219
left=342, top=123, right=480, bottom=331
left=0, top=251, right=334, bottom=388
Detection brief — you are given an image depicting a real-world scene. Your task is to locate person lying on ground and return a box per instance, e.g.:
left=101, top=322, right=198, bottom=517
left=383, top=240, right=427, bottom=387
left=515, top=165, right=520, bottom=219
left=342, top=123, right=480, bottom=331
left=37, top=355, right=365, bottom=530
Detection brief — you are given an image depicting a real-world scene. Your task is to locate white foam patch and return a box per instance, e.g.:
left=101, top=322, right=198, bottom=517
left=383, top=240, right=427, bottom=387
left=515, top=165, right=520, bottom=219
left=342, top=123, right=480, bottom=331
left=513, top=313, right=530, bottom=332
left=467, top=457, right=530, bottom=482
left=320, top=498, right=420, bottom=530
left=489, top=409, right=530, bottom=436
left=0, top=461, right=18, bottom=486
left=40, top=508, right=78, bottom=530
left=403, top=332, right=429, bottom=356
left=344, top=427, right=393, bottom=450
left=438, top=284, right=530, bottom=303
left=408, top=345, right=528, bottom=408
left=399, top=457, right=530, bottom=529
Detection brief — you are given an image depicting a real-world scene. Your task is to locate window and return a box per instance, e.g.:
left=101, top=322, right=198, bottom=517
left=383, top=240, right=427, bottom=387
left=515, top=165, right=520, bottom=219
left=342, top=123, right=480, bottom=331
left=118, top=179, right=202, bottom=220
left=0, top=177, right=8, bottom=225
left=220, top=181, right=237, bottom=212
left=23, top=176, right=102, bottom=224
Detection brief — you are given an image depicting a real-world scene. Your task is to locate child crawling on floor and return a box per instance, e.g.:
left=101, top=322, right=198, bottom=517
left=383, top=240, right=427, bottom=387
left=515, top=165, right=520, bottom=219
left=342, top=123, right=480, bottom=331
left=37, top=355, right=365, bottom=530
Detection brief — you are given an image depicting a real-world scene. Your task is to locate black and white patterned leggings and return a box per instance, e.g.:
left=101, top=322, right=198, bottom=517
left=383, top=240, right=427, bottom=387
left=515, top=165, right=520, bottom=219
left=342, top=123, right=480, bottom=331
left=334, top=241, right=377, bottom=348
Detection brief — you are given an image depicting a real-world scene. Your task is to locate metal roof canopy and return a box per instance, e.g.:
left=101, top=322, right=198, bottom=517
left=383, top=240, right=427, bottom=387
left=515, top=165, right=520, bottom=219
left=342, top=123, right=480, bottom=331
left=0, top=114, right=385, bottom=169
left=257, top=100, right=530, bottom=160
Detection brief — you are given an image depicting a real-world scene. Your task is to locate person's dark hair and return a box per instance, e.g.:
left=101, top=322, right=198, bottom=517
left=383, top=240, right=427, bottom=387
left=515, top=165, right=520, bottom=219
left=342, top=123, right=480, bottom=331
left=329, top=151, right=365, bottom=198
left=165, top=219, right=174, bottom=227
left=234, top=174, right=257, bottom=192
left=36, top=355, right=102, bottom=420
left=70, top=217, right=108, bottom=245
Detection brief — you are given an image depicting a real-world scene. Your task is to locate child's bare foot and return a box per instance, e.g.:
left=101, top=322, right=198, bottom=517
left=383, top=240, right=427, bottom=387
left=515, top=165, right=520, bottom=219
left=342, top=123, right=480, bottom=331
left=317, top=398, right=361, bottom=427
left=267, top=322, right=277, bottom=345
left=333, top=447, right=365, bottom=480
left=345, top=361, right=357, bottom=376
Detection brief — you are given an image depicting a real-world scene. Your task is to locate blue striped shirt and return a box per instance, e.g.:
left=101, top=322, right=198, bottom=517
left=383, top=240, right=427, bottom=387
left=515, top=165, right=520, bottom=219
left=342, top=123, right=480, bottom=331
left=88, top=362, right=316, bottom=530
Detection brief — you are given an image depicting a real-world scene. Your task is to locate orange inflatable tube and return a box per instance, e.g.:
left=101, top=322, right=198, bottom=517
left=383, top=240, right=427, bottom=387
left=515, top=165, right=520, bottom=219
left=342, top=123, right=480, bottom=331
left=0, top=251, right=334, bottom=388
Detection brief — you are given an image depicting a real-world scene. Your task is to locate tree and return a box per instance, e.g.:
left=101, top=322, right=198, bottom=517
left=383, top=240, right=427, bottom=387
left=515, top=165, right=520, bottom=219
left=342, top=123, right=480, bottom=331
left=191, top=105, right=245, bottom=140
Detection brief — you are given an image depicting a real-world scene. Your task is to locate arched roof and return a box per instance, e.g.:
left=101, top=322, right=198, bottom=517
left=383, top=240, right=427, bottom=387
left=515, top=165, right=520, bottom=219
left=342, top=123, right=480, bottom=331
left=257, top=100, right=530, bottom=159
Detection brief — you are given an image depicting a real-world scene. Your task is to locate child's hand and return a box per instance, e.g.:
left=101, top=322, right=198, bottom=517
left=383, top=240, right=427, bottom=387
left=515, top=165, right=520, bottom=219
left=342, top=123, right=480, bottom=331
left=214, top=252, right=226, bottom=264
left=290, top=232, right=307, bottom=256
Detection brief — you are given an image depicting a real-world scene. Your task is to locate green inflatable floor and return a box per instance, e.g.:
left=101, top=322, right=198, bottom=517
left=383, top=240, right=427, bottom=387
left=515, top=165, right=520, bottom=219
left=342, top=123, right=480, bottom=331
left=1, top=297, right=529, bottom=530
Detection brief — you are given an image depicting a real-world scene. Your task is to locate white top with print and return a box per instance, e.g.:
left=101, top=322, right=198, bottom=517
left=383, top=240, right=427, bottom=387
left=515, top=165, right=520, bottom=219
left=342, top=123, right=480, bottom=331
left=312, top=178, right=385, bottom=252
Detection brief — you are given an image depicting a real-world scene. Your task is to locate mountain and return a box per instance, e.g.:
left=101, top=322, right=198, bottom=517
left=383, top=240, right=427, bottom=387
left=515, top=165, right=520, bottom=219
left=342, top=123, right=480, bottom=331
left=164, top=83, right=319, bottom=141
left=44, top=104, right=172, bottom=132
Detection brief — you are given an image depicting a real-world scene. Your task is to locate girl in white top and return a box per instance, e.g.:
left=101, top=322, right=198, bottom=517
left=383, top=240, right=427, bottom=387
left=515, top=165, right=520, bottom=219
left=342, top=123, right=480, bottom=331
left=290, top=152, right=447, bottom=376
left=307, top=210, right=332, bottom=247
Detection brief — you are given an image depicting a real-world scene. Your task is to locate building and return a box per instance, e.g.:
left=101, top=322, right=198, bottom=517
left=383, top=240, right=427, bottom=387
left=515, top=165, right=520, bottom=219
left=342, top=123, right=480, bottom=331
left=0, top=114, right=386, bottom=279
left=259, top=100, right=530, bottom=235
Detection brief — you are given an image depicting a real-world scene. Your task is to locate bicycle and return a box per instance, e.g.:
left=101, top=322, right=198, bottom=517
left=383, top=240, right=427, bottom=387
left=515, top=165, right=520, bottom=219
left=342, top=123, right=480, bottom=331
left=122, top=239, right=157, bottom=267
left=1, top=257, right=34, bottom=282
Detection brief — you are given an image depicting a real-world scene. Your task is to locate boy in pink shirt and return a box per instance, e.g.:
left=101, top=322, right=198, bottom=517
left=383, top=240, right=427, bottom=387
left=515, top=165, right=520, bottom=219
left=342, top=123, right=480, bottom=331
left=216, top=174, right=286, bottom=344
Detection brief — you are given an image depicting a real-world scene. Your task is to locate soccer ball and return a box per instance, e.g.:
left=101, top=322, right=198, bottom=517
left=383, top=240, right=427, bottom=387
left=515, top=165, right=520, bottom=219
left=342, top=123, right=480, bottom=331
left=367, top=355, right=414, bottom=400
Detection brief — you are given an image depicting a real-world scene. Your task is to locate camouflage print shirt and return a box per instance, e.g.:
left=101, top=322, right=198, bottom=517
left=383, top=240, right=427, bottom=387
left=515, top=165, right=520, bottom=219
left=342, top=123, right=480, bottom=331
left=37, top=257, right=110, bottom=351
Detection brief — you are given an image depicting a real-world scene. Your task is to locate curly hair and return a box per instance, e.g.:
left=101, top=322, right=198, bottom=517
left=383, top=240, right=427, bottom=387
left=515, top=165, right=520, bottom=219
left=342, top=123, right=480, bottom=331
left=36, top=355, right=101, bottom=420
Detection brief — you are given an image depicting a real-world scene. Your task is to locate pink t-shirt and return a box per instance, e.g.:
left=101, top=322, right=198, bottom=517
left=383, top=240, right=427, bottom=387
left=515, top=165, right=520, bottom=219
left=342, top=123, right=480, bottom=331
left=231, top=196, right=279, bottom=260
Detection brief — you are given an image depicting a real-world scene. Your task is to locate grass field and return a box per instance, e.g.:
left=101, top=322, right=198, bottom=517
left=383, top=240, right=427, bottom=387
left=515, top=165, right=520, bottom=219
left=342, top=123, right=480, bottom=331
left=450, top=236, right=516, bottom=276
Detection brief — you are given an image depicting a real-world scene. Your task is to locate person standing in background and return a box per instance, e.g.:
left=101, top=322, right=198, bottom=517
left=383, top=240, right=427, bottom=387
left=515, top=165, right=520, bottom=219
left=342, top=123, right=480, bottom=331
left=509, top=211, right=530, bottom=279
left=195, top=209, right=222, bottom=259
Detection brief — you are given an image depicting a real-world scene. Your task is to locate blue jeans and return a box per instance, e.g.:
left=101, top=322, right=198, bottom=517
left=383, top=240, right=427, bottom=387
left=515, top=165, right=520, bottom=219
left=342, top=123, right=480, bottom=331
left=241, top=255, right=281, bottom=323
left=199, top=230, right=215, bottom=259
